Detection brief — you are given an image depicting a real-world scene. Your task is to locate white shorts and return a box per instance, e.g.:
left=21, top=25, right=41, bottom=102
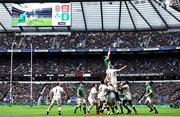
left=88, top=97, right=97, bottom=106
left=51, top=97, right=61, bottom=105
left=145, top=97, right=152, bottom=104
left=124, top=94, right=132, bottom=100
left=98, top=93, right=106, bottom=101
left=77, top=97, right=86, bottom=105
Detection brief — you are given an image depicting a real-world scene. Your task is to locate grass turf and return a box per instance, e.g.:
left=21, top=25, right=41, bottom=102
left=0, top=105, right=180, bottom=116
left=11, top=18, right=52, bottom=26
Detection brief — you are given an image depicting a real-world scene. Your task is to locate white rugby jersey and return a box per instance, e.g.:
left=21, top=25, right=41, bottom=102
left=122, top=84, right=131, bottom=97
left=98, top=84, right=108, bottom=95
left=50, top=86, right=64, bottom=98
left=106, top=69, right=117, bottom=85
left=88, top=87, right=97, bottom=99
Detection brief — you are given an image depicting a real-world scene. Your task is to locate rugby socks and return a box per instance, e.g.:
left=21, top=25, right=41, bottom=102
left=58, top=107, right=61, bottom=115
left=83, top=107, right=86, bottom=114
left=152, top=105, right=158, bottom=114
left=96, top=106, right=100, bottom=114
left=58, top=111, right=61, bottom=115
left=132, top=105, right=137, bottom=113
left=111, top=107, right=115, bottom=114
left=107, top=107, right=110, bottom=115
left=147, top=104, right=154, bottom=112
left=88, top=105, right=93, bottom=112
left=99, top=102, right=104, bottom=113
left=114, top=105, right=119, bottom=114
left=114, top=105, right=118, bottom=110
left=46, top=111, right=49, bottom=115
left=80, top=106, right=82, bottom=111
left=119, top=105, right=124, bottom=114
left=74, top=106, right=79, bottom=114
left=83, top=104, right=86, bottom=114
left=124, top=106, right=131, bottom=114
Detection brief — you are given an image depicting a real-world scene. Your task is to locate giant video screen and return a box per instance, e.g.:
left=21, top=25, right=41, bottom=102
left=12, top=3, right=71, bottom=26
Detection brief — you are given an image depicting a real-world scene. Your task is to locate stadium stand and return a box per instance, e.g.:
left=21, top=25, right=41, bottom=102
left=0, top=31, right=180, bottom=49
left=0, top=82, right=179, bottom=106
left=0, top=53, right=179, bottom=78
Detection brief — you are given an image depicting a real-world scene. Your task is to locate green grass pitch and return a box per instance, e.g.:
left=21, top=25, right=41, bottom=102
left=0, top=105, right=180, bottom=116
left=11, top=18, right=52, bottom=26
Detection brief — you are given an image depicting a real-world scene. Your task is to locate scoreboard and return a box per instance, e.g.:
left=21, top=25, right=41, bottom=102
left=52, top=3, right=71, bottom=26
left=12, top=3, right=71, bottom=27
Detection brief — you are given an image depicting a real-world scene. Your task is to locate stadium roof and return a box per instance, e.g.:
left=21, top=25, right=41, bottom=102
left=0, top=0, right=180, bottom=32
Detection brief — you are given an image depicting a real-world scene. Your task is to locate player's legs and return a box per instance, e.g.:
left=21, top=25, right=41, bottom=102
left=96, top=99, right=102, bottom=114
left=74, top=98, right=82, bottom=114
left=117, top=99, right=124, bottom=114
left=110, top=91, right=120, bottom=114
left=96, top=99, right=100, bottom=114
left=106, top=106, right=110, bottom=115
left=145, top=97, right=154, bottom=112
left=114, top=102, right=120, bottom=114
left=128, top=100, right=137, bottom=114
left=82, top=98, right=87, bottom=114
left=57, top=98, right=62, bottom=115
left=119, top=103, right=124, bottom=114
left=87, top=105, right=94, bottom=114
left=47, top=99, right=55, bottom=115
left=58, top=105, right=62, bottom=115
left=97, top=94, right=107, bottom=113
left=152, top=105, right=158, bottom=113
left=99, top=100, right=106, bottom=113
left=122, top=99, right=131, bottom=114
left=95, top=101, right=99, bottom=114
left=145, top=97, right=158, bottom=113
left=151, top=99, right=158, bottom=114
left=108, top=101, right=116, bottom=114
left=87, top=98, right=96, bottom=114
left=152, top=105, right=158, bottom=114
left=74, top=105, right=81, bottom=114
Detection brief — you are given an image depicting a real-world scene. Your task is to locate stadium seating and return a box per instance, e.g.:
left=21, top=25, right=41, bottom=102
left=0, top=31, right=180, bottom=49
left=0, top=54, right=179, bottom=76
left=0, top=82, right=179, bottom=105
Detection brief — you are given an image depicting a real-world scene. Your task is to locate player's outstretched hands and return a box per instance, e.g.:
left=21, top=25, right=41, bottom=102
left=117, top=65, right=127, bottom=71
left=124, top=65, right=127, bottom=68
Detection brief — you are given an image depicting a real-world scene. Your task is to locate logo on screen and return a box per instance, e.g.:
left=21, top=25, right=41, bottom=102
left=61, top=5, right=69, bottom=12
left=61, top=13, right=69, bottom=21
left=55, top=5, right=60, bottom=12
left=55, top=13, right=61, bottom=19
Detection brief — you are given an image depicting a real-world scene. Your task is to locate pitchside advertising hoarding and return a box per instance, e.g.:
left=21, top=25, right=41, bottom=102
left=12, top=3, right=71, bottom=26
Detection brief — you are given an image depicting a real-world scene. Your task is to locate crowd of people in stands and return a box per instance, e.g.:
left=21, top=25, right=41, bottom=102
left=0, top=82, right=179, bottom=106
left=0, top=54, right=179, bottom=75
left=0, top=31, right=180, bottom=49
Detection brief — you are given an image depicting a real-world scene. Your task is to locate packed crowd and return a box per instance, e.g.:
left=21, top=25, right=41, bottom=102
left=0, top=54, right=179, bottom=75
left=0, top=31, right=180, bottom=49
left=0, top=82, right=179, bottom=105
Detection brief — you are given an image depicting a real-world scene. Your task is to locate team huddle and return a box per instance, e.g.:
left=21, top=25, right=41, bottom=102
left=46, top=47, right=158, bottom=115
